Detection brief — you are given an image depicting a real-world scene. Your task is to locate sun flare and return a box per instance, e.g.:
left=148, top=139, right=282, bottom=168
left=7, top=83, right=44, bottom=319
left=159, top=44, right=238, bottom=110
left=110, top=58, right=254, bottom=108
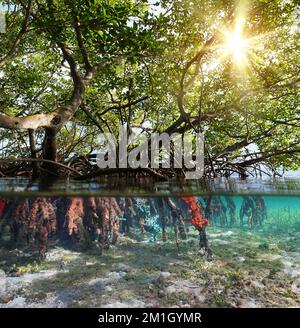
left=222, top=17, right=250, bottom=67
left=211, top=14, right=258, bottom=70
left=225, top=31, right=248, bottom=63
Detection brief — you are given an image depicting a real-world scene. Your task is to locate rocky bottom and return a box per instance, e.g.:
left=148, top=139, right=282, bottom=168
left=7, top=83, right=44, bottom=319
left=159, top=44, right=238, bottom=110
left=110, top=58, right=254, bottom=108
left=0, top=227, right=300, bottom=308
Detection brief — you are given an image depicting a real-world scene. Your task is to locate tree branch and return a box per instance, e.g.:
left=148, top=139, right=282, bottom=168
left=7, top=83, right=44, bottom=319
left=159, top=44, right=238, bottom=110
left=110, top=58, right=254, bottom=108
left=98, top=95, right=149, bottom=117
left=0, top=0, right=33, bottom=68
left=73, top=16, right=92, bottom=71
left=0, top=158, right=82, bottom=175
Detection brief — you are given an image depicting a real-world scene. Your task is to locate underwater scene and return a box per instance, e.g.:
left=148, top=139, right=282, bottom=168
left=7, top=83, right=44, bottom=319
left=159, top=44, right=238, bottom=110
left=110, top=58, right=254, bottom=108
left=0, top=194, right=299, bottom=308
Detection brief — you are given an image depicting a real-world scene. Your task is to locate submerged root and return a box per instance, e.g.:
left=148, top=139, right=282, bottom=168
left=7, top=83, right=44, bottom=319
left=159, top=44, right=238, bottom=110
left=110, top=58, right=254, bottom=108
left=199, top=229, right=213, bottom=261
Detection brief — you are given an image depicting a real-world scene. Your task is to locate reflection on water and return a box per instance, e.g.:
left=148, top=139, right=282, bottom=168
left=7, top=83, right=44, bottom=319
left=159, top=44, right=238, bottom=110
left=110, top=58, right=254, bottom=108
left=2, top=177, right=300, bottom=196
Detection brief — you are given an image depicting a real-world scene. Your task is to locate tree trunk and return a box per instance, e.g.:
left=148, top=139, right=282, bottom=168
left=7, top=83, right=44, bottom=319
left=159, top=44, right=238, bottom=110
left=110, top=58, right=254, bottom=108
left=28, top=129, right=40, bottom=178
left=42, top=127, right=58, bottom=174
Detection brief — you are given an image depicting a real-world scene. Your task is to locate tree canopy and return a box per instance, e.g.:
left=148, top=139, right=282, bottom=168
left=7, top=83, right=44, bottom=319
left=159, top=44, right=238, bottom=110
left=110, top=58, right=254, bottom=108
left=0, top=0, right=299, bottom=178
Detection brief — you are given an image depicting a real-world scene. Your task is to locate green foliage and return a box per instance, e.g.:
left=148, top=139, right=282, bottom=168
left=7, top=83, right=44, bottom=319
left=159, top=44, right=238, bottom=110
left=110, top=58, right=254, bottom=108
left=0, top=0, right=299, bottom=174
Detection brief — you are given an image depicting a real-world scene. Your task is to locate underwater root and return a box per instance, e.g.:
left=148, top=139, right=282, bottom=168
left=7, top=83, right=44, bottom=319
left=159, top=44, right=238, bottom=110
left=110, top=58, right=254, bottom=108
left=0, top=195, right=267, bottom=258
left=0, top=197, right=201, bottom=258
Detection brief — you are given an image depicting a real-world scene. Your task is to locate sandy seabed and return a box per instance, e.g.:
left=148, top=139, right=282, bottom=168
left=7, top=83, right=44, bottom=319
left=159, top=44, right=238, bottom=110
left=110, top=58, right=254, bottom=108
left=0, top=227, right=300, bottom=308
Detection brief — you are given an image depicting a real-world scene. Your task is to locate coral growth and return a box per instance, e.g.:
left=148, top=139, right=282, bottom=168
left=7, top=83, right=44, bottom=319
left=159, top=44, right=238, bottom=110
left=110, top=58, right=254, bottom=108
left=182, top=197, right=209, bottom=230
left=0, top=199, right=5, bottom=217
left=66, top=197, right=84, bottom=236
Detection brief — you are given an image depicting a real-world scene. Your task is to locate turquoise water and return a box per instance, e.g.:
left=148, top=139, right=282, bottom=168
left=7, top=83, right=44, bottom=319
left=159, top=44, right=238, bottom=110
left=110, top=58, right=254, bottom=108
left=0, top=179, right=299, bottom=308
left=0, top=194, right=299, bottom=255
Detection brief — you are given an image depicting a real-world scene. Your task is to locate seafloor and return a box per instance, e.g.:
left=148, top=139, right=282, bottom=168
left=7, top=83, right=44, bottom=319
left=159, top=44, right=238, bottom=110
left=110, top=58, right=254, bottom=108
left=0, top=227, right=299, bottom=308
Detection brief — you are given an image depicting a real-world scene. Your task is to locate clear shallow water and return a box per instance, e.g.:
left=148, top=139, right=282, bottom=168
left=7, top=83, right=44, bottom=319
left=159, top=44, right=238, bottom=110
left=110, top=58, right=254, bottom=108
left=0, top=195, right=299, bottom=259
left=0, top=180, right=299, bottom=308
